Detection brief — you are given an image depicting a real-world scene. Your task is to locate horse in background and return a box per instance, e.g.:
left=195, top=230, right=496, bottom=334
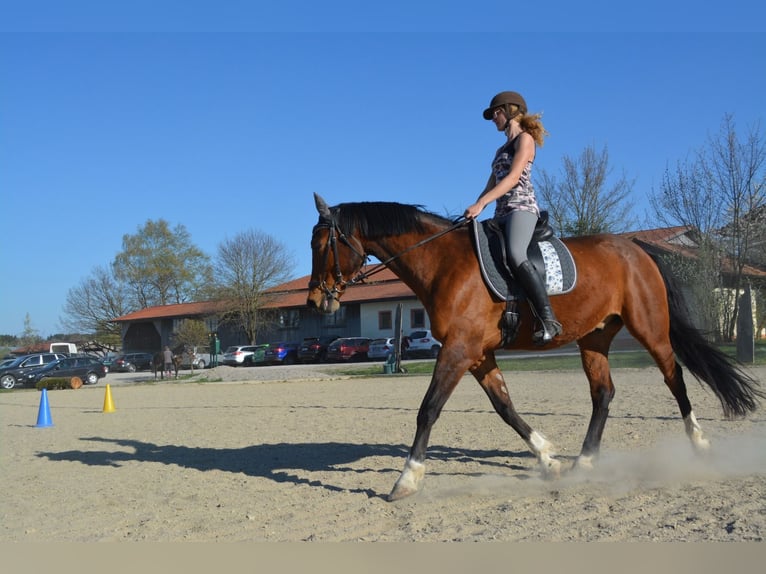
left=152, top=349, right=182, bottom=380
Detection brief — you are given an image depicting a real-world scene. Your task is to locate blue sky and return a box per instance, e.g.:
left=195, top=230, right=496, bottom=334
left=1, top=2, right=764, bottom=337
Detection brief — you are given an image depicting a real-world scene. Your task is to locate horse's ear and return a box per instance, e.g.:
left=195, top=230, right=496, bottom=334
left=314, top=193, right=332, bottom=220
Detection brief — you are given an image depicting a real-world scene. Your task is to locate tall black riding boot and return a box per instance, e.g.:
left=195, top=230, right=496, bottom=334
left=514, top=260, right=563, bottom=344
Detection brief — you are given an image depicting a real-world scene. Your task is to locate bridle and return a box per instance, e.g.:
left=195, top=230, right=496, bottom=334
left=309, top=211, right=467, bottom=304
left=309, top=216, right=367, bottom=303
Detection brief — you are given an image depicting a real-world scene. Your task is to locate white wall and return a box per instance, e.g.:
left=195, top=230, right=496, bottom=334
left=359, top=300, right=430, bottom=339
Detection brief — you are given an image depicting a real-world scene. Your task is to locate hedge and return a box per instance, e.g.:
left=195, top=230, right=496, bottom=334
left=36, top=377, right=84, bottom=390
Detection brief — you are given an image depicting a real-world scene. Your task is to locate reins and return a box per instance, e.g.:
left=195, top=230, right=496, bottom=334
left=312, top=214, right=467, bottom=300
left=347, top=216, right=467, bottom=285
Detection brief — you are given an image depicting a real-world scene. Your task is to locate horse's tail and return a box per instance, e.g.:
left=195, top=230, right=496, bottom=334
left=643, top=247, right=764, bottom=418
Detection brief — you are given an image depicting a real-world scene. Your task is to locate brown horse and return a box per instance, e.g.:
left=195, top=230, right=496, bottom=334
left=307, top=194, right=763, bottom=501
left=152, top=350, right=181, bottom=380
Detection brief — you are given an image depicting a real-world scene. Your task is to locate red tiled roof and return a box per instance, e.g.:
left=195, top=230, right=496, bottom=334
left=111, top=266, right=415, bottom=321
left=259, top=266, right=414, bottom=309
left=112, top=300, right=227, bottom=322
left=620, top=226, right=766, bottom=278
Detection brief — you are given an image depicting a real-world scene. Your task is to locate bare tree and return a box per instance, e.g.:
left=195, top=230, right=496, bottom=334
left=537, top=144, right=636, bottom=236
left=213, top=229, right=294, bottom=344
left=651, top=114, right=766, bottom=341
left=61, top=264, right=129, bottom=347
left=113, top=219, right=213, bottom=308
left=19, top=313, right=42, bottom=348
left=709, top=115, right=766, bottom=339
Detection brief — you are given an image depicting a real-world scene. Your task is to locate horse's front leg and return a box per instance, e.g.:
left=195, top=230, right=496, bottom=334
left=388, top=347, right=472, bottom=501
left=471, top=353, right=560, bottom=479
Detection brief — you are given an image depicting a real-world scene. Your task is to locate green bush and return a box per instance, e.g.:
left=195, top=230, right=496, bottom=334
left=36, top=377, right=78, bottom=390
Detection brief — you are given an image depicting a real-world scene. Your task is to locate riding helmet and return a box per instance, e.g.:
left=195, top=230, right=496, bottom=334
left=483, top=91, right=528, bottom=120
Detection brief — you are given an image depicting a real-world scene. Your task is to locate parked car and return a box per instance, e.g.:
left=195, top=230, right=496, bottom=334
left=0, top=357, right=17, bottom=369
left=100, top=354, right=118, bottom=372
left=297, top=336, right=336, bottom=363
left=325, top=337, right=371, bottom=362
left=263, top=342, right=300, bottom=365
left=111, top=352, right=154, bottom=373
left=221, top=345, right=260, bottom=366
left=368, top=337, right=397, bottom=361
left=25, top=356, right=107, bottom=386
left=0, top=353, right=67, bottom=389
left=177, top=349, right=210, bottom=369
left=404, top=330, right=442, bottom=358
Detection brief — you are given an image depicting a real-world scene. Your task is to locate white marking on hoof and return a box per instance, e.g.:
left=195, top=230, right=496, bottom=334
left=388, top=457, right=425, bottom=501
left=575, top=454, right=594, bottom=470
left=684, top=411, right=711, bottom=453
left=526, top=430, right=560, bottom=479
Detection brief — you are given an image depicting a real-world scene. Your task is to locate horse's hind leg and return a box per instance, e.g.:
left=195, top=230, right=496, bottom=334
left=574, top=322, right=620, bottom=469
left=471, top=352, right=560, bottom=478
left=630, top=327, right=710, bottom=453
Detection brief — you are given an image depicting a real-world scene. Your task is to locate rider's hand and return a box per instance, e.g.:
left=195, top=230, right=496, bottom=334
left=464, top=202, right=484, bottom=220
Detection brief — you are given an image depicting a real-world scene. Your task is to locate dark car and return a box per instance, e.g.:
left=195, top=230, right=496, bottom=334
left=263, top=342, right=300, bottom=365
left=25, top=356, right=108, bottom=386
left=0, top=353, right=68, bottom=389
left=100, top=354, right=118, bottom=372
left=111, top=352, right=154, bottom=373
left=297, top=336, right=336, bottom=363
left=325, top=337, right=371, bottom=362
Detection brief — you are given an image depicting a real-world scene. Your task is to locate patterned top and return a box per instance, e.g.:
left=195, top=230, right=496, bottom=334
left=491, top=135, right=540, bottom=218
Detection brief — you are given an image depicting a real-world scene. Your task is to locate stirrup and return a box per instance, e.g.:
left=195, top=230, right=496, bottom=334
left=533, top=320, right=562, bottom=345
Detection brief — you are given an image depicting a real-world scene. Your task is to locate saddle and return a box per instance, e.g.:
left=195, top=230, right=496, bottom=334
left=470, top=213, right=577, bottom=345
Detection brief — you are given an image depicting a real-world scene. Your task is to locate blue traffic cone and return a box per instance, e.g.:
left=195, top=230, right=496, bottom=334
left=35, top=388, right=53, bottom=428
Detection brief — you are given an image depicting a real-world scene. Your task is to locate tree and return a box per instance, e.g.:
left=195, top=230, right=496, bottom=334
left=537, top=144, right=636, bottom=236
left=113, top=219, right=213, bottom=309
left=213, top=229, right=294, bottom=344
left=61, top=264, right=129, bottom=347
left=172, top=319, right=210, bottom=354
left=19, top=313, right=42, bottom=348
left=651, top=115, right=766, bottom=341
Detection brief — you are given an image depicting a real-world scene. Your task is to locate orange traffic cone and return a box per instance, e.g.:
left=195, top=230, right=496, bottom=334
left=103, top=384, right=116, bottom=413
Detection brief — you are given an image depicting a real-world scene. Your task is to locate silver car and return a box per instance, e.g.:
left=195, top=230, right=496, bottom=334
left=368, top=338, right=397, bottom=361
left=221, top=345, right=259, bottom=366
left=404, top=330, right=442, bottom=359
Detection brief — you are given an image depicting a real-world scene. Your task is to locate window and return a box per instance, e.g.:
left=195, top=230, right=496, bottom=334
left=410, top=308, right=425, bottom=329
left=278, top=310, right=300, bottom=328
left=378, top=310, right=392, bottom=330
left=322, top=305, right=347, bottom=327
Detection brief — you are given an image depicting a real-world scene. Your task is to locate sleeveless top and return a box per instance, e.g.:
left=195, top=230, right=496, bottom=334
left=491, top=134, right=540, bottom=218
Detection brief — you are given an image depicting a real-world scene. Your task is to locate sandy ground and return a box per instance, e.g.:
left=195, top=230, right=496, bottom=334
left=1, top=362, right=765, bottom=543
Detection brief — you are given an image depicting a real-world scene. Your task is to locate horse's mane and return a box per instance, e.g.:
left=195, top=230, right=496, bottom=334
left=332, top=201, right=452, bottom=239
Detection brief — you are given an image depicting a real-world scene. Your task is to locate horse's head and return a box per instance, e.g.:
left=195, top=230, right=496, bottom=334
left=307, top=193, right=367, bottom=314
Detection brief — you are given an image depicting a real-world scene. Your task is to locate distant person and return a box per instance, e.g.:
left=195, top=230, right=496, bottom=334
left=463, top=90, right=562, bottom=344
left=163, top=346, right=173, bottom=377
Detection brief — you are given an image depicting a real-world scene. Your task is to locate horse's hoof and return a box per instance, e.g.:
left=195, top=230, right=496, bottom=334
left=541, top=458, right=561, bottom=480
left=388, top=484, right=418, bottom=502
left=574, top=455, right=594, bottom=470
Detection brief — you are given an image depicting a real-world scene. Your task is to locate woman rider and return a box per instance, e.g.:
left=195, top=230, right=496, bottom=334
left=464, top=91, right=562, bottom=344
